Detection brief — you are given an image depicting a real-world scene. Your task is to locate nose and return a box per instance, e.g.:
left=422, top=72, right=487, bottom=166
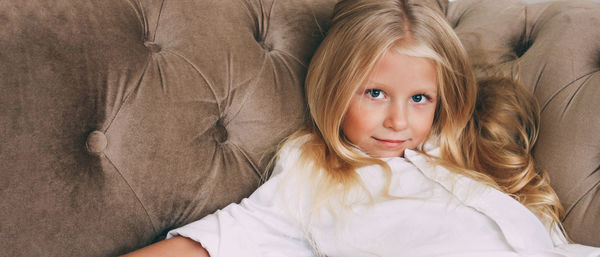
left=383, top=103, right=408, bottom=131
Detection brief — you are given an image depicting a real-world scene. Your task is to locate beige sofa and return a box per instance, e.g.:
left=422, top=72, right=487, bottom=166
left=0, top=0, right=598, bottom=256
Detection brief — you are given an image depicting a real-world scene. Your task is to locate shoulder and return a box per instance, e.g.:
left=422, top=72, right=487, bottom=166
left=279, top=133, right=313, bottom=157
left=405, top=147, right=561, bottom=251
left=270, top=133, right=314, bottom=177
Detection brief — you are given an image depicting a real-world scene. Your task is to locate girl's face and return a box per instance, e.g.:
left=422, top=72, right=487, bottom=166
left=341, top=50, right=438, bottom=158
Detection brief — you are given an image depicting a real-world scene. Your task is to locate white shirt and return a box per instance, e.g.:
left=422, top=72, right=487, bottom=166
left=168, top=136, right=600, bottom=257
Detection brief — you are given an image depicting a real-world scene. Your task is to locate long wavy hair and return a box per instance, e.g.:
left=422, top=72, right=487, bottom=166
left=277, top=0, right=563, bottom=233
left=471, top=76, right=565, bottom=230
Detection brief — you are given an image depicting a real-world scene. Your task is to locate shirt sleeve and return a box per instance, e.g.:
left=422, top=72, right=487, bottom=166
left=167, top=136, right=315, bottom=257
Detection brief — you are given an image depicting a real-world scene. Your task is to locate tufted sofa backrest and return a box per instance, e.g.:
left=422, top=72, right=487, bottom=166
left=0, top=0, right=335, bottom=256
left=445, top=0, right=600, bottom=246
left=0, top=0, right=598, bottom=256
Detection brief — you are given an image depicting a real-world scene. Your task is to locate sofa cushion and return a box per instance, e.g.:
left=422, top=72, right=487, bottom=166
left=1, top=0, right=598, bottom=256
left=0, top=0, right=334, bottom=255
left=446, top=0, right=600, bottom=246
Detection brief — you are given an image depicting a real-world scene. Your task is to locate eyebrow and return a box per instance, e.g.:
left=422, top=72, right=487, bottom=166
left=366, top=80, right=438, bottom=92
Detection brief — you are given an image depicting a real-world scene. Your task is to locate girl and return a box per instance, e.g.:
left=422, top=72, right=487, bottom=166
left=124, top=0, right=600, bottom=256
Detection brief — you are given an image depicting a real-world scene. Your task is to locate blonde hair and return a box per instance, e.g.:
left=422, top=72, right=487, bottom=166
left=471, top=76, right=565, bottom=231
left=276, top=0, right=563, bottom=235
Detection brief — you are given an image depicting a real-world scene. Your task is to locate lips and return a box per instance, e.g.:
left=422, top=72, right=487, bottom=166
left=373, top=137, right=406, bottom=148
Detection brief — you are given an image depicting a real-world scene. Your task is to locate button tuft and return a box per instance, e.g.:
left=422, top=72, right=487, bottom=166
left=144, top=41, right=162, bottom=53
left=259, top=41, right=273, bottom=52
left=513, top=39, right=531, bottom=58
left=213, top=120, right=228, bottom=144
left=86, top=130, right=107, bottom=155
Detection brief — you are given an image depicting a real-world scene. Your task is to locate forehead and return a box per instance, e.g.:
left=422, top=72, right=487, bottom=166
left=365, top=49, right=438, bottom=91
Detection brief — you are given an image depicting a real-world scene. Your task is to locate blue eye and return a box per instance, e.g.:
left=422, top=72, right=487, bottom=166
left=366, top=89, right=384, bottom=99
left=411, top=94, right=427, bottom=103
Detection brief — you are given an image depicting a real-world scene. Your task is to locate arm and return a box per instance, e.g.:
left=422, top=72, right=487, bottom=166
left=120, top=236, right=210, bottom=257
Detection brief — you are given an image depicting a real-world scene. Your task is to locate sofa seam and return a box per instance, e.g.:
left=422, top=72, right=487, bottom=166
left=103, top=150, right=159, bottom=234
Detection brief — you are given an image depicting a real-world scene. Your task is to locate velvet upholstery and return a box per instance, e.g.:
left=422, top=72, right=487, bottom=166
left=0, top=1, right=334, bottom=256
left=0, top=0, right=598, bottom=256
left=445, top=0, right=600, bottom=246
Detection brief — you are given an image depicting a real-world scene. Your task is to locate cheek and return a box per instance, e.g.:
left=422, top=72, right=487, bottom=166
left=342, top=110, right=364, bottom=138
left=413, top=108, right=436, bottom=138
left=421, top=117, right=434, bottom=136
left=342, top=104, right=376, bottom=141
